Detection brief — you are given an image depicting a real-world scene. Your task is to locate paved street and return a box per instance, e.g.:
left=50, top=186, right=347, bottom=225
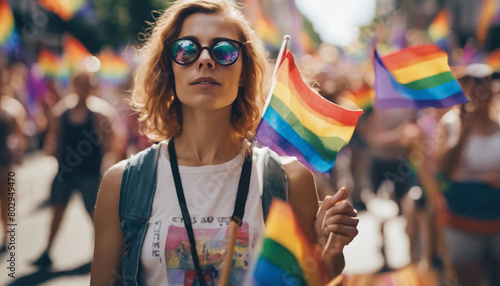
left=0, top=152, right=411, bottom=285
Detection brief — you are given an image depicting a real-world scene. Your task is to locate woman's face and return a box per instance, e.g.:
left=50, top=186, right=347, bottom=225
left=172, top=13, right=243, bottom=113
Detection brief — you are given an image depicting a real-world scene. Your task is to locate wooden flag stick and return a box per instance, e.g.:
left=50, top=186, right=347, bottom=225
left=218, top=219, right=241, bottom=286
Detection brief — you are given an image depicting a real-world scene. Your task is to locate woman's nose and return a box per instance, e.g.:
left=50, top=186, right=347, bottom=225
left=197, top=48, right=215, bottom=70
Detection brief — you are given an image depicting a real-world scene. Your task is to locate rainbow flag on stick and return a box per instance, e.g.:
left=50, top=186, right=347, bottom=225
left=374, top=45, right=468, bottom=109
left=255, top=50, right=363, bottom=174
left=247, top=199, right=331, bottom=285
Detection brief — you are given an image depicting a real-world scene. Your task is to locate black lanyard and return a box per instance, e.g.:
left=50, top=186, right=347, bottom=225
left=168, top=138, right=252, bottom=286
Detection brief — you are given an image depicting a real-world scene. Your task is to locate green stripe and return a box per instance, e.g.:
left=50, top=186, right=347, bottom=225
left=260, top=238, right=308, bottom=286
left=269, top=96, right=347, bottom=160
left=403, top=71, right=455, bottom=90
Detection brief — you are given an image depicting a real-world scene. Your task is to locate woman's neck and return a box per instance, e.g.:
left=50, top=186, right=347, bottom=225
left=173, top=106, right=244, bottom=166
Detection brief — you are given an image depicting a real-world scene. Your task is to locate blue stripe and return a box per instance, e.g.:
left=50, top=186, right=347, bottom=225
left=392, top=77, right=463, bottom=100
left=263, top=107, right=336, bottom=172
left=253, top=258, right=302, bottom=286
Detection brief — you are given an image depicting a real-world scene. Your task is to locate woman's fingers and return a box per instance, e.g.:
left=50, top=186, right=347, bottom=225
left=316, top=187, right=348, bottom=230
left=324, top=214, right=359, bottom=228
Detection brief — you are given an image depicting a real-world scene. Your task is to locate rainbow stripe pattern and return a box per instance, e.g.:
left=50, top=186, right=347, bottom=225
left=244, top=0, right=281, bottom=50
left=97, top=50, right=130, bottom=84
left=0, top=0, right=15, bottom=48
left=345, top=86, right=374, bottom=111
left=256, top=51, right=363, bottom=174
left=60, top=34, right=91, bottom=80
left=374, top=45, right=468, bottom=109
left=38, top=47, right=63, bottom=79
left=38, top=0, right=87, bottom=21
left=427, top=9, right=450, bottom=43
left=250, top=200, right=330, bottom=285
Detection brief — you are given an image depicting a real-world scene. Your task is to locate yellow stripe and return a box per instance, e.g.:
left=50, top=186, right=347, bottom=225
left=273, top=81, right=355, bottom=141
left=265, top=201, right=324, bottom=285
left=390, top=55, right=450, bottom=84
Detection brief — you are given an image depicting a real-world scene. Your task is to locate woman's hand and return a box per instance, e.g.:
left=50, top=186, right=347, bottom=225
left=315, top=187, right=359, bottom=277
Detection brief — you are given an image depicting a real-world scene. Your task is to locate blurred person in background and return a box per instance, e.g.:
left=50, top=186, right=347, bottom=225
left=32, top=70, right=122, bottom=268
left=0, top=66, right=25, bottom=255
left=435, top=64, right=500, bottom=286
left=90, top=0, right=359, bottom=285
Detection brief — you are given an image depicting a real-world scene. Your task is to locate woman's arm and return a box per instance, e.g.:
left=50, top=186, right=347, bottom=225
left=284, top=161, right=359, bottom=279
left=90, top=161, right=126, bottom=286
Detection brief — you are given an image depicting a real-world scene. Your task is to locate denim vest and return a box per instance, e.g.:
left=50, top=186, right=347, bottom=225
left=118, top=143, right=288, bottom=285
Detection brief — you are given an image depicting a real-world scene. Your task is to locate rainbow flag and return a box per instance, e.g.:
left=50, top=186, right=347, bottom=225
left=38, top=47, right=63, bottom=79
left=0, top=0, right=16, bottom=50
left=374, top=45, right=468, bottom=109
left=38, top=0, right=87, bottom=21
left=344, top=86, right=374, bottom=111
left=484, top=47, right=500, bottom=71
left=244, top=0, right=281, bottom=51
left=248, top=199, right=330, bottom=285
left=427, top=9, right=450, bottom=43
left=97, top=50, right=130, bottom=84
left=60, top=34, right=91, bottom=80
left=256, top=51, right=363, bottom=174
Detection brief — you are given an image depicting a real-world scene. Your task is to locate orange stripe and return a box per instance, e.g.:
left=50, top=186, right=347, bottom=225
left=440, top=211, right=500, bottom=233
left=381, top=45, right=441, bottom=70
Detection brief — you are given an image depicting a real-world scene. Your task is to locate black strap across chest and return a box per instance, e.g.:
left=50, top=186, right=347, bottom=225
left=168, top=138, right=252, bottom=286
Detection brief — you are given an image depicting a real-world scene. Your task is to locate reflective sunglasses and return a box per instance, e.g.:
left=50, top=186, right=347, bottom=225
left=169, top=37, right=245, bottom=66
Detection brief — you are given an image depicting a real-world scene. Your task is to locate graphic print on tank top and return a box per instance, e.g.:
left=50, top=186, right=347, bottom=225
left=164, top=222, right=251, bottom=285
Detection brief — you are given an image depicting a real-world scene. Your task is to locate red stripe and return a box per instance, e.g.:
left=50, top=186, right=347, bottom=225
left=381, top=45, right=442, bottom=70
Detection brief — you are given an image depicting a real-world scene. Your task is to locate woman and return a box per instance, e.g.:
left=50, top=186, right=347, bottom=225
left=90, top=1, right=358, bottom=285
left=436, top=64, right=500, bottom=286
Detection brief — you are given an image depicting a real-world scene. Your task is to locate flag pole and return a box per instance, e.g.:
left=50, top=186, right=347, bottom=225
left=260, top=35, right=291, bottom=120
left=218, top=218, right=241, bottom=286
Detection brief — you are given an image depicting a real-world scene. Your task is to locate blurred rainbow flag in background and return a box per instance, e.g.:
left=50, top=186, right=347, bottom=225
left=484, top=47, right=500, bottom=71
left=243, top=0, right=282, bottom=51
left=60, top=34, right=91, bottom=81
left=38, top=47, right=63, bottom=79
left=0, top=0, right=19, bottom=53
left=427, top=9, right=450, bottom=43
left=246, top=199, right=331, bottom=286
left=256, top=51, right=363, bottom=174
left=38, top=0, right=87, bottom=21
left=97, top=50, right=130, bottom=84
left=344, top=86, right=374, bottom=111
left=374, top=45, right=468, bottom=109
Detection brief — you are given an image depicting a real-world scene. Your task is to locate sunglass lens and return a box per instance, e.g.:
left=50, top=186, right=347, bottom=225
left=212, top=41, right=239, bottom=65
left=171, top=39, right=198, bottom=64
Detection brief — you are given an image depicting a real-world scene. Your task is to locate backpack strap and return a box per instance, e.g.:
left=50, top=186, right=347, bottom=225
left=261, top=148, right=288, bottom=222
left=119, top=143, right=161, bottom=285
left=119, top=143, right=161, bottom=220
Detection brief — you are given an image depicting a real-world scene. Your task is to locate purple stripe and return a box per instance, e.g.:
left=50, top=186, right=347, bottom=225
left=375, top=92, right=468, bottom=109
left=256, top=120, right=319, bottom=172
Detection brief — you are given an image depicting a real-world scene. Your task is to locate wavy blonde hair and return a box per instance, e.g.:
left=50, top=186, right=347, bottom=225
left=132, top=0, right=271, bottom=141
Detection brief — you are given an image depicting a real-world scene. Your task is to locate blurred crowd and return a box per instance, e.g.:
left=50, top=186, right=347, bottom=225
left=1, top=0, right=500, bottom=285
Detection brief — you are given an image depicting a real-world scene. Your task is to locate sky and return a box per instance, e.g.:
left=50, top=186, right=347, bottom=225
left=294, top=0, right=377, bottom=46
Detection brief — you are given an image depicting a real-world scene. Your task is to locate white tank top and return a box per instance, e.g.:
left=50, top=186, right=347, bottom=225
left=463, top=129, right=500, bottom=179
left=139, top=140, right=268, bottom=285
